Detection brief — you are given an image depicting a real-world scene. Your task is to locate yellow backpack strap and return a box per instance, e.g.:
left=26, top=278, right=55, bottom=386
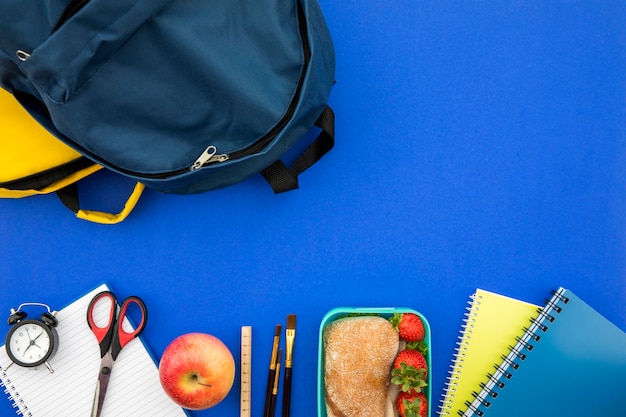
left=56, top=182, right=145, bottom=225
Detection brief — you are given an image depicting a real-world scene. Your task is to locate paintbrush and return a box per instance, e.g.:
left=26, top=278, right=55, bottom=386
left=264, top=325, right=281, bottom=417
left=268, top=349, right=282, bottom=417
left=282, top=314, right=296, bottom=417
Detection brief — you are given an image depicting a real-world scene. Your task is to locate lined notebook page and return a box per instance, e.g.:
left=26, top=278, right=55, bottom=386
left=438, top=289, right=538, bottom=416
left=0, top=284, right=188, bottom=417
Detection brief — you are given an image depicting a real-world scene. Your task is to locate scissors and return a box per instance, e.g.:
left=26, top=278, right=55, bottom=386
left=87, top=291, right=148, bottom=417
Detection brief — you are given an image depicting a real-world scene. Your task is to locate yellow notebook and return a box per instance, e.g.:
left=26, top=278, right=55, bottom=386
left=438, top=289, right=539, bottom=417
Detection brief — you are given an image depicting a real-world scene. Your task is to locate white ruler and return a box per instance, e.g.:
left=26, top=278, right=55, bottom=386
left=240, top=326, right=252, bottom=417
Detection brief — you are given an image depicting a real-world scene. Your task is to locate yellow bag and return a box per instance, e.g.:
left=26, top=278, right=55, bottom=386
left=0, top=89, right=144, bottom=224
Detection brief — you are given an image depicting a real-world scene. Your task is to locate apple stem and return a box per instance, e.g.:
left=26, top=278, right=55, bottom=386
left=193, top=374, right=212, bottom=387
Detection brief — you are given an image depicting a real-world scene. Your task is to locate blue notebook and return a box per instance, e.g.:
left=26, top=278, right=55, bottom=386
left=462, top=287, right=626, bottom=417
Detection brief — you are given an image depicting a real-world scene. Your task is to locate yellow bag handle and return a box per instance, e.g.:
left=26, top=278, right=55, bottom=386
left=58, top=182, right=145, bottom=225
left=76, top=182, right=145, bottom=225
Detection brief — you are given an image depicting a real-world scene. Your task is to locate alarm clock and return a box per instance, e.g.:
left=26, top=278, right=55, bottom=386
left=5, top=303, right=59, bottom=373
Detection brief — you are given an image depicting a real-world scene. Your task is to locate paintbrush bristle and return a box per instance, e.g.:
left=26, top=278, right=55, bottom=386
left=286, top=314, right=296, bottom=330
left=275, top=324, right=282, bottom=336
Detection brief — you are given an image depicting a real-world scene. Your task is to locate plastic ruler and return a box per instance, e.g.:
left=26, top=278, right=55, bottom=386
left=240, top=326, right=252, bottom=417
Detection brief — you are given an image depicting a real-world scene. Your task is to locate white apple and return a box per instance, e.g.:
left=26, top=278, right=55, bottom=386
left=159, top=332, right=236, bottom=410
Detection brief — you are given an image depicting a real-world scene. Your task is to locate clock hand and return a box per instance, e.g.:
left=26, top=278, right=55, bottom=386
left=31, top=331, right=44, bottom=349
left=22, top=329, right=34, bottom=353
left=22, top=331, right=45, bottom=355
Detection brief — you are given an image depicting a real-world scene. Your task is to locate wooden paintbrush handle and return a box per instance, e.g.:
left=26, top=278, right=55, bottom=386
left=268, top=350, right=282, bottom=417
left=282, top=367, right=292, bottom=417
left=267, top=392, right=277, bottom=417
left=264, top=369, right=276, bottom=417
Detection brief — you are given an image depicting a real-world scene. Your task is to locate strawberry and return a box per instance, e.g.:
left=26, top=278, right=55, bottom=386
left=393, top=349, right=428, bottom=377
left=396, top=390, right=428, bottom=417
left=390, top=312, right=425, bottom=342
left=392, top=349, right=428, bottom=393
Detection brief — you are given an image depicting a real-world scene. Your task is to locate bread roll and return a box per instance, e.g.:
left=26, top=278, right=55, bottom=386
left=323, top=316, right=400, bottom=417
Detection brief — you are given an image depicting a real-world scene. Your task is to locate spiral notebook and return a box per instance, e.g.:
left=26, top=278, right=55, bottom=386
left=0, top=283, right=190, bottom=417
left=437, top=289, right=539, bottom=416
left=462, top=287, right=626, bottom=417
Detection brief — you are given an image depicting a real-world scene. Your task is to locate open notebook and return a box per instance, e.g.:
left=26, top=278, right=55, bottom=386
left=0, top=283, right=189, bottom=416
left=462, top=287, right=626, bottom=416
left=438, top=289, right=539, bottom=416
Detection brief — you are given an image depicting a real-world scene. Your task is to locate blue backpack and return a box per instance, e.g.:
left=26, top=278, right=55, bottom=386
left=0, top=0, right=335, bottom=195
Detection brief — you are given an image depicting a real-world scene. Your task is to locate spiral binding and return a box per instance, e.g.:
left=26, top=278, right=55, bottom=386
left=0, top=364, right=33, bottom=416
left=438, top=292, right=483, bottom=416
left=463, top=288, right=568, bottom=416
left=484, top=372, right=504, bottom=389
left=462, top=399, right=485, bottom=416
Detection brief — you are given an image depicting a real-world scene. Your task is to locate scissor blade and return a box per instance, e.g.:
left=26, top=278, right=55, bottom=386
left=90, top=380, right=101, bottom=417
left=91, top=354, right=114, bottom=417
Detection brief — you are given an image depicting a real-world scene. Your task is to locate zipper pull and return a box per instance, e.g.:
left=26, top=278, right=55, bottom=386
left=16, top=50, right=31, bottom=61
left=190, top=146, right=229, bottom=171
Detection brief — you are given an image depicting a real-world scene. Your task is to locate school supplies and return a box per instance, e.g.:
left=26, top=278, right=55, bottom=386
left=438, top=289, right=538, bottom=416
left=269, top=349, right=282, bottom=417
left=0, top=284, right=189, bottom=416
left=264, top=325, right=282, bottom=417
left=86, top=291, right=148, bottom=417
left=283, top=314, right=297, bottom=417
left=462, top=287, right=626, bottom=417
left=241, top=326, right=252, bottom=417
left=0, top=0, right=335, bottom=195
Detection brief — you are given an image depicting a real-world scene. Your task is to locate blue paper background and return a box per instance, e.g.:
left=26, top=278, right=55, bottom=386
left=1, top=1, right=625, bottom=416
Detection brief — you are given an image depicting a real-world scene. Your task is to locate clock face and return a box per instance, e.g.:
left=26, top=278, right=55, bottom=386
left=7, top=320, right=54, bottom=366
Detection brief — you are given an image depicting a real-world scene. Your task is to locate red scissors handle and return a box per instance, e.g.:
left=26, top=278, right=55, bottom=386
left=87, top=291, right=117, bottom=358
left=110, top=296, right=147, bottom=360
left=87, top=291, right=148, bottom=360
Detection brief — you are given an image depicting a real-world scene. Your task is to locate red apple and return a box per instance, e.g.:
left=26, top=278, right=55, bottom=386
left=159, top=332, right=236, bottom=410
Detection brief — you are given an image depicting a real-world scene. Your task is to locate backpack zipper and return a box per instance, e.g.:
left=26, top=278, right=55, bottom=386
left=0, top=157, right=95, bottom=191
left=190, top=146, right=229, bottom=171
